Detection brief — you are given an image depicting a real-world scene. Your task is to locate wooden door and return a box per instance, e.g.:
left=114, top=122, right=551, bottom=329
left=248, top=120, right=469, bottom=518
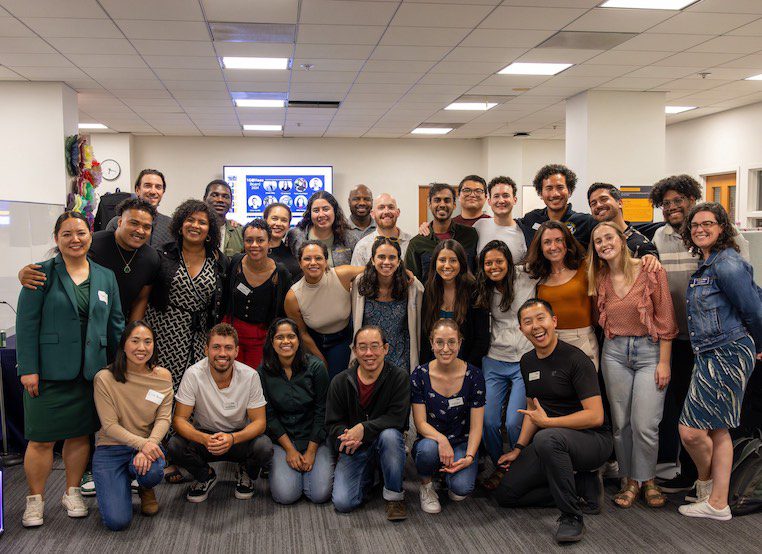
left=418, top=185, right=431, bottom=225
left=706, top=173, right=737, bottom=222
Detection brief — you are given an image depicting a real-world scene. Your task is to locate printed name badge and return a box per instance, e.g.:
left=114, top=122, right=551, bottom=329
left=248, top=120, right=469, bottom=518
left=236, top=283, right=251, bottom=296
left=98, top=290, right=108, bottom=304
left=691, top=277, right=711, bottom=287
left=528, top=371, right=540, bottom=381
left=145, top=389, right=165, bottom=405
left=448, top=397, right=464, bottom=408
left=223, top=400, right=237, bottom=410
left=532, top=222, right=541, bottom=230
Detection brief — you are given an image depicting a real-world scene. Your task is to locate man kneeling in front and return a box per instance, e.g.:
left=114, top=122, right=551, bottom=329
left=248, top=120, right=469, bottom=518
left=168, top=323, right=273, bottom=502
left=326, top=325, right=410, bottom=521
left=494, top=299, right=612, bottom=544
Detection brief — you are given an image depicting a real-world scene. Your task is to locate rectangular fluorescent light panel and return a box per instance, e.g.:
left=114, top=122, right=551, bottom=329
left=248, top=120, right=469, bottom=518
left=665, top=106, right=696, bottom=114
left=445, top=102, right=498, bottom=111
left=745, top=73, right=762, bottom=81
left=498, top=62, right=572, bottom=76
left=243, top=124, right=282, bottom=131
left=235, top=99, right=286, bottom=108
left=222, top=57, right=289, bottom=70
left=411, top=127, right=452, bottom=135
left=600, top=1, right=698, bottom=9
left=78, top=123, right=107, bottom=129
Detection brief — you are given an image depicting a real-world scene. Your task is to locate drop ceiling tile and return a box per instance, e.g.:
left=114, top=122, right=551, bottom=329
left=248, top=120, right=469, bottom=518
left=727, top=19, right=762, bottom=36
left=0, top=52, right=72, bottom=66
left=291, top=70, right=357, bottom=83
left=430, top=60, right=506, bottom=75
left=371, top=45, right=451, bottom=61
left=115, top=90, right=173, bottom=99
left=379, top=26, right=472, bottom=47
left=47, top=37, right=135, bottom=55
left=516, top=48, right=603, bottom=64
left=13, top=66, right=90, bottom=80
left=0, top=66, right=26, bottom=79
left=719, top=52, right=762, bottom=68
left=460, top=29, right=555, bottom=48
left=0, top=0, right=106, bottom=18
left=131, top=40, right=215, bottom=57
left=172, top=92, right=230, bottom=102
left=223, top=81, right=288, bottom=92
left=98, top=0, right=204, bottom=21
left=289, top=92, right=349, bottom=101
left=85, top=67, right=157, bottom=81
left=293, top=58, right=365, bottom=72
left=350, top=83, right=410, bottom=94
left=688, top=36, right=762, bottom=54
left=701, top=67, right=762, bottom=80
left=116, top=19, right=210, bottom=41
left=687, top=0, right=762, bottom=15
left=289, top=83, right=353, bottom=94
left=297, top=24, right=386, bottom=45
left=163, top=80, right=229, bottom=91
left=21, top=17, right=118, bottom=38
left=417, top=72, right=485, bottom=86
left=597, top=76, right=673, bottom=90
left=300, top=0, right=398, bottom=25
left=444, top=47, right=526, bottom=63
left=142, top=56, right=221, bottom=69
left=390, top=3, right=492, bottom=28
left=0, top=36, right=55, bottom=53
left=201, top=0, right=298, bottom=24
left=565, top=8, right=673, bottom=33
left=646, top=12, right=756, bottom=35
left=626, top=66, right=698, bottom=79
left=153, top=68, right=223, bottom=81
left=224, top=69, right=289, bottom=83
left=613, top=33, right=708, bottom=52
left=480, top=73, right=551, bottom=87
left=355, top=72, right=421, bottom=84
left=586, top=50, right=672, bottom=65
left=659, top=77, right=732, bottom=91
left=99, top=79, right=166, bottom=90
left=363, top=59, right=434, bottom=73
left=295, top=44, right=375, bottom=59
left=425, top=111, right=481, bottom=124
left=562, top=64, right=637, bottom=77
left=214, top=42, right=294, bottom=57
left=480, top=7, right=587, bottom=30
left=343, top=92, right=403, bottom=102
left=0, top=16, right=35, bottom=37
left=68, top=54, right=148, bottom=68
left=652, top=52, right=741, bottom=68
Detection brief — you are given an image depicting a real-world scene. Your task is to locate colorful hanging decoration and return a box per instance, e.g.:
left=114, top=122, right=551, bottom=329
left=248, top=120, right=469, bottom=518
left=65, top=134, right=102, bottom=230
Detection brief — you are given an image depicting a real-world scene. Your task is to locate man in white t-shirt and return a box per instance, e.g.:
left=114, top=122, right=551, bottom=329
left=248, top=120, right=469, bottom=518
left=473, top=176, right=528, bottom=262
left=351, top=193, right=412, bottom=266
left=168, top=323, right=272, bottom=503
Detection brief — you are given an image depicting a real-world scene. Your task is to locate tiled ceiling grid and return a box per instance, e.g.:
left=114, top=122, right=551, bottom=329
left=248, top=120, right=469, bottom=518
left=1, top=0, right=762, bottom=138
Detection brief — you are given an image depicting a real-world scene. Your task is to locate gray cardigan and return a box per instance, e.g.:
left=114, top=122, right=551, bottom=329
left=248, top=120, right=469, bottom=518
left=287, top=226, right=358, bottom=267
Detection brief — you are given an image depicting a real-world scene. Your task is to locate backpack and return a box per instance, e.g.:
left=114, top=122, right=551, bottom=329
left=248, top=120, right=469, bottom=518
left=93, top=189, right=132, bottom=231
left=729, top=430, right=762, bottom=516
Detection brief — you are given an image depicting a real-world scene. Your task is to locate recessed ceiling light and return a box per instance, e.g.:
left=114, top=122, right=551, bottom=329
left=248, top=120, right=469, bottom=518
left=78, top=123, right=108, bottom=130
left=222, top=57, right=289, bottom=70
left=235, top=99, right=286, bottom=108
left=600, top=0, right=698, bottom=9
left=498, top=62, right=572, bottom=76
left=411, top=127, right=453, bottom=135
left=665, top=106, right=696, bottom=114
left=243, top=124, right=282, bottom=131
left=744, top=73, right=762, bottom=81
left=445, top=102, right=498, bottom=111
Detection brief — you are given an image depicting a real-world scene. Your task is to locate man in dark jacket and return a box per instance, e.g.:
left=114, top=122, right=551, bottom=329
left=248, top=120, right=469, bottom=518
left=326, top=325, right=410, bottom=521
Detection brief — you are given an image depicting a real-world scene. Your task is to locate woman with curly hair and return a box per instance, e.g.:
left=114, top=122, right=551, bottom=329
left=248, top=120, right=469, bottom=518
left=350, top=236, right=424, bottom=372
left=287, top=191, right=358, bottom=267
left=677, top=203, right=762, bottom=521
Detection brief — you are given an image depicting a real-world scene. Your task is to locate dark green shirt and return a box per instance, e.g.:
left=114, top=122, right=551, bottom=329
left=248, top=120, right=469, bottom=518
left=259, top=354, right=329, bottom=452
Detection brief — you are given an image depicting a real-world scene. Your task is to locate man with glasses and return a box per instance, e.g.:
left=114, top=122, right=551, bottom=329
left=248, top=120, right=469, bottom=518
left=473, top=176, right=528, bottom=261
left=204, top=179, right=243, bottom=256
left=326, top=325, right=410, bottom=521
left=453, top=175, right=491, bottom=227
left=351, top=193, right=412, bottom=266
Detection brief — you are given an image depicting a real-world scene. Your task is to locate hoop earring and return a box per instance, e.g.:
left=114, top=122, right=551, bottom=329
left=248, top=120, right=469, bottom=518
left=205, top=235, right=211, bottom=243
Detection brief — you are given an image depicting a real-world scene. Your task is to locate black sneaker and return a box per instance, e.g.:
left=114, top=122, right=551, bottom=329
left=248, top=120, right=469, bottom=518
left=555, top=513, right=585, bottom=544
left=576, top=470, right=603, bottom=515
left=657, top=473, right=695, bottom=494
left=235, top=465, right=255, bottom=500
left=187, top=469, right=217, bottom=503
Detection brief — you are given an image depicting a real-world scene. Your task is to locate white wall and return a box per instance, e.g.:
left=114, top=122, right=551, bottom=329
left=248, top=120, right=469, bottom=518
left=666, top=100, right=762, bottom=227
left=89, top=133, right=134, bottom=196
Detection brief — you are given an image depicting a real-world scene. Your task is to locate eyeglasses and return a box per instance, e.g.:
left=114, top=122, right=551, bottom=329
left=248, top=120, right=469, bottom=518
left=690, top=221, right=719, bottom=231
left=433, top=339, right=459, bottom=351
left=355, top=343, right=384, bottom=353
left=460, top=188, right=485, bottom=197
left=661, top=196, right=687, bottom=209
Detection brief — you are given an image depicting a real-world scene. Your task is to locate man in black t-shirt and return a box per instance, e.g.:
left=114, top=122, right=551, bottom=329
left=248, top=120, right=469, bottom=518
left=493, top=299, right=612, bottom=545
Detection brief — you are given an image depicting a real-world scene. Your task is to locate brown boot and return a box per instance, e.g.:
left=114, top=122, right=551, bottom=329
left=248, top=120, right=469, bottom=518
left=385, top=500, right=407, bottom=521
left=139, top=487, right=159, bottom=516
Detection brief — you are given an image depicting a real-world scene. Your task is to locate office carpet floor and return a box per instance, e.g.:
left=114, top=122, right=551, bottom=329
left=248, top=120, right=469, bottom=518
left=1, top=458, right=760, bottom=554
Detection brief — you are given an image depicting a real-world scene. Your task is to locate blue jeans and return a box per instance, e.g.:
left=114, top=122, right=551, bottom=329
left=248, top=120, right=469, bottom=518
left=332, top=429, right=405, bottom=513
left=482, top=356, right=526, bottom=465
left=309, top=326, right=352, bottom=380
left=92, top=445, right=166, bottom=531
left=270, top=444, right=335, bottom=505
left=413, top=438, right=478, bottom=497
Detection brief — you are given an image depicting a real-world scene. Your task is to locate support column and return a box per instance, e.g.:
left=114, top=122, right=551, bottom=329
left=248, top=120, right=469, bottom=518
left=565, top=90, right=666, bottom=217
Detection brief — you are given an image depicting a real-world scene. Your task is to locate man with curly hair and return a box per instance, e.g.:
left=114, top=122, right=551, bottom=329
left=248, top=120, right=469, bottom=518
left=517, top=164, right=595, bottom=248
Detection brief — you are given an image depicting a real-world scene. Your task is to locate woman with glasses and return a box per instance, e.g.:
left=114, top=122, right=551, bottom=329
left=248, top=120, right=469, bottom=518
left=411, top=319, right=485, bottom=513
left=677, top=203, right=762, bottom=521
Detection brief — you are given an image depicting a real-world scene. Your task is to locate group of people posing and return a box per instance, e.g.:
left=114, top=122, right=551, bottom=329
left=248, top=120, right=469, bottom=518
left=15, top=164, right=761, bottom=544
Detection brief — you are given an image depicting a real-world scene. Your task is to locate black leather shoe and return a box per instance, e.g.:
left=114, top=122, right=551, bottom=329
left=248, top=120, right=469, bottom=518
left=576, top=470, right=603, bottom=515
left=555, top=513, right=585, bottom=543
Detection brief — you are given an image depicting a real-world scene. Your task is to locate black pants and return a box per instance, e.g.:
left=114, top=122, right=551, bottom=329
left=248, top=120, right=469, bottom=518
left=494, top=428, right=612, bottom=517
left=167, top=432, right=273, bottom=482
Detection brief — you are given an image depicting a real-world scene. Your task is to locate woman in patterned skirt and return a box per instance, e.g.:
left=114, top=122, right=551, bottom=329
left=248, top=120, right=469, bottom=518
left=678, top=203, right=762, bottom=521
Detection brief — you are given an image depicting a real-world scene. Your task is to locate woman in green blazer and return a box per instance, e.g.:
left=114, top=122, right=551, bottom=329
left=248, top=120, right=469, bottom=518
left=16, top=211, right=124, bottom=528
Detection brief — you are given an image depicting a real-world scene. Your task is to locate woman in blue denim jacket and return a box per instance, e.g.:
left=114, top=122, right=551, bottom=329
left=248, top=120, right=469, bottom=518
left=677, top=203, right=762, bottom=522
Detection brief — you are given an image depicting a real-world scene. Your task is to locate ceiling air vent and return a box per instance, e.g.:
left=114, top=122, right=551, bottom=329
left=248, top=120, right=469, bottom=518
left=288, top=100, right=341, bottom=109
left=210, top=22, right=296, bottom=43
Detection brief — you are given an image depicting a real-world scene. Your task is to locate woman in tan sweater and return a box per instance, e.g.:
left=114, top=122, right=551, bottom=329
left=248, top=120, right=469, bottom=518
left=92, top=321, right=173, bottom=531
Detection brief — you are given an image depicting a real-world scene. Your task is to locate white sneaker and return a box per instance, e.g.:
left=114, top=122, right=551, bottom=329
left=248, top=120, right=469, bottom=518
left=62, top=487, right=88, bottom=518
left=448, top=490, right=467, bottom=502
left=22, top=495, right=44, bottom=527
left=419, top=482, right=441, bottom=514
left=679, top=499, right=732, bottom=521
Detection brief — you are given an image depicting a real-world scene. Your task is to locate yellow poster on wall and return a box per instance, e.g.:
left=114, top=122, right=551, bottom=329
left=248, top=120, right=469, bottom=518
left=620, top=185, right=653, bottom=223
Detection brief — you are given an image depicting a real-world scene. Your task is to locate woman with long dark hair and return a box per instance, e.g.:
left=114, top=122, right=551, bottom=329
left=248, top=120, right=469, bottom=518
left=474, top=240, right=538, bottom=488
left=287, top=191, right=358, bottom=267
left=92, top=321, right=173, bottom=530
left=224, top=219, right=291, bottom=368
left=351, top=236, right=424, bottom=372
left=264, top=202, right=302, bottom=281
left=258, top=318, right=333, bottom=504
left=419, top=240, right=489, bottom=368
left=677, top=203, right=762, bottom=521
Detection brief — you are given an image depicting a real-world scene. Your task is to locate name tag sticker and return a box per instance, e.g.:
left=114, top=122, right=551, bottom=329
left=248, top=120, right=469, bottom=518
left=532, top=222, right=541, bottom=230
left=223, top=400, right=237, bottom=410
left=448, top=397, right=464, bottom=408
left=529, top=371, right=540, bottom=381
left=145, top=389, right=165, bottom=405
left=236, top=283, right=251, bottom=296
left=691, top=277, right=711, bottom=286
left=98, top=290, right=108, bottom=304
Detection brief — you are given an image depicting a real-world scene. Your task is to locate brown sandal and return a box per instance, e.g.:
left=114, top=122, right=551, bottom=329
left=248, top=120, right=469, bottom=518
left=481, top=468, right=505, bottom=491
left=642, top=483, right=667, bottom=508
left=613, top=482, right=640, bottom=508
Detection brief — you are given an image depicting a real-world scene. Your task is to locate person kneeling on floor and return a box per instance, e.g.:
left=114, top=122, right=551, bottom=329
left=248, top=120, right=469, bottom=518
left=168, top=323, right=273, bottom=503
left=493, top=299, right=612, bottom=544
left=326, top=325, right=410, bottom=521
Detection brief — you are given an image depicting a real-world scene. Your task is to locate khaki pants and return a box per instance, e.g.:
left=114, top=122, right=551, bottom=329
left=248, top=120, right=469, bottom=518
left=556, top=326, right=599, bottom=371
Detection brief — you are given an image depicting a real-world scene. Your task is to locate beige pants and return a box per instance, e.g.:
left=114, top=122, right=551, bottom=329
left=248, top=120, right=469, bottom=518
left=557, top=326, right=600, bottom=371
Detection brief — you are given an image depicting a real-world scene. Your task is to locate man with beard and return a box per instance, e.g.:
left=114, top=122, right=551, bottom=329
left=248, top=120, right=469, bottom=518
left=494, top=299, right=612, bottom=544
left=404, top=183, right=478, bottom=281
left=347, top=184, right=376, bottom=242
left=204, top=179, right=243, bottom=256
left=106, top=169, right=173, bottom=247
left=587, top=182, right=658, bottom=259
left=351, top=193, right=412, bottom=266
left=168, top=323, right=272, bottom=503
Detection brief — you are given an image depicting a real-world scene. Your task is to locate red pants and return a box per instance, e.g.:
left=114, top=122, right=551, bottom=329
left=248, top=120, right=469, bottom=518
left=225, top=316, right=268, bottom=369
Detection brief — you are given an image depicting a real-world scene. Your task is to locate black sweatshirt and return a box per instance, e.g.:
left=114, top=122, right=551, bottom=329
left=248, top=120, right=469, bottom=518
left=325, top=362, right=410, bottom=452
